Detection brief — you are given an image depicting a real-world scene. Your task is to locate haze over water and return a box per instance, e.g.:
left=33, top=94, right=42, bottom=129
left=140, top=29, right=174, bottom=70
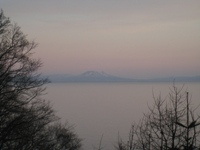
left=44, top=82, right=200, bottom=150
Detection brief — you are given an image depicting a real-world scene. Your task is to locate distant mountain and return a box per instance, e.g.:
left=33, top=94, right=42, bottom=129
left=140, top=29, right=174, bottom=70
left=48, top=71, right=136, bottom=82
left=80, top=71, right=110, bottom=78
left=47, top=71, right=200, bottom=83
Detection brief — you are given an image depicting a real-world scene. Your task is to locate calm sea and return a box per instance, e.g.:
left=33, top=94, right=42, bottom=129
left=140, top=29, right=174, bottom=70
left=43, top=82, right=200, bottom=150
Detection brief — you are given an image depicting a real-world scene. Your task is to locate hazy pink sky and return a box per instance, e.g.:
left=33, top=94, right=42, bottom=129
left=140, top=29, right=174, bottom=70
left=1, top=0, right=200, bottom=78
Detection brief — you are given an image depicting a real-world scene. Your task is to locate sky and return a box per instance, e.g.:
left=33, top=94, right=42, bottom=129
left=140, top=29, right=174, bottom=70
left=0, top=0, right=200, bottom=79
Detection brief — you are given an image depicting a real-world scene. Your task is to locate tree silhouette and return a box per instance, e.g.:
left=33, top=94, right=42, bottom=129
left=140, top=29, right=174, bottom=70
left=0, top=10, right=81, bottom=150
left=116, top=84, right=200, bottom=150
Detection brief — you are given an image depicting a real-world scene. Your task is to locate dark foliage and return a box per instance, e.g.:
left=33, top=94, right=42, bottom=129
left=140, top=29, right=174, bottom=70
left=0, top=10, right=81, bottom=150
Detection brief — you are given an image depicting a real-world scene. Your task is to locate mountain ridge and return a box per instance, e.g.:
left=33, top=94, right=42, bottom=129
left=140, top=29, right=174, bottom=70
left=80, top=71, right=111, bottom=78
left=46, top=71, right=200, bottom=83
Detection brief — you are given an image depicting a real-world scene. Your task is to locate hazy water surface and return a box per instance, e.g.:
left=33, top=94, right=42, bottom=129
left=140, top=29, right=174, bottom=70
left=44, top=82, right=200, bottom=150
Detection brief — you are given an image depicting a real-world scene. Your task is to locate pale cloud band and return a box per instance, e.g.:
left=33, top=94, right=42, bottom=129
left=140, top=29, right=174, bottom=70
left=1, top=0, right=200, bottom=78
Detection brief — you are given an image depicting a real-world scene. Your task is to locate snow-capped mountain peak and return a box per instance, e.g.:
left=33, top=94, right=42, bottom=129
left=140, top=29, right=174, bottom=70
left=80, top=71, right=111, bottom=78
